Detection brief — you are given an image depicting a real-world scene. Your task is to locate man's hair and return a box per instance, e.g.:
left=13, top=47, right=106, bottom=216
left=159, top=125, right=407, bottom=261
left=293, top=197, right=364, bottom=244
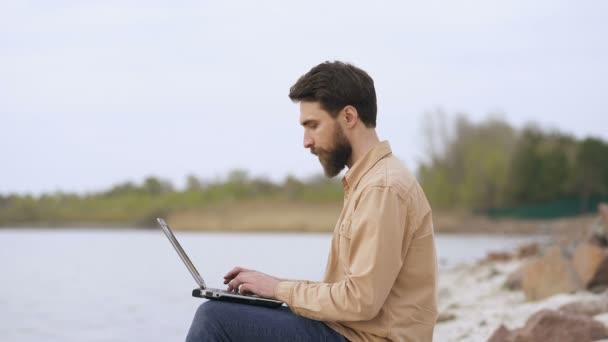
left=288, top=61, right=377, bottom=128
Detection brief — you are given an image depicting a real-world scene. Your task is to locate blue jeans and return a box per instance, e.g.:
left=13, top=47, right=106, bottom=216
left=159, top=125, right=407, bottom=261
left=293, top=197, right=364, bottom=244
left=186, top=300, right=350, bottom=342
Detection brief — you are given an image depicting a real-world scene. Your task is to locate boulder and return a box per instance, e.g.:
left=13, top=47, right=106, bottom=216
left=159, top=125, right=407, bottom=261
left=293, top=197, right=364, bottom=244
left=596, top=203, right=608, bottom=244
left=572, top=242, right=608, bottom=289
left=516, top=242, right=540, bottom=259
left=521, top=246, right=582, bottom=301
left=559, top=295, right=608, bottom=317
left=488, top=324, right=514, bottom=342
left=488, top=309, right=608, bottom=342
left=515, top=309, right=607, bottom=342
left=600, top=203, right=608, bottom=228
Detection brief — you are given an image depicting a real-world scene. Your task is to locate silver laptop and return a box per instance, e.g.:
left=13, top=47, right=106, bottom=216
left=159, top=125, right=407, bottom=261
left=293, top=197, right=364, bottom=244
left=157, top=218, right=283, bottom=308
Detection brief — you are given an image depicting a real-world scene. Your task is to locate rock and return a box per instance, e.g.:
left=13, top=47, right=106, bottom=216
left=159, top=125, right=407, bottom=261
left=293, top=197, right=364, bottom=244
left=488, top=324, right=514, bottom=342
left=521, top=246, right=582, bottom=301
left=436, top=311, right=456, bottom=323
left=589, top=233, right=607, bottom=247
left=591, top=285, right=608, bottom=294
left=516, top=242, right=540, bottom=259
left=504, top=266, right=523, bottom=291
left=589, top=223, right=608, bottom=246
left=486, top=251, right=513, bottom=262
left=572, top=242, right=608, bottom=289
left=487, top=310, right=608, bottom=342
left=513, top=309, right=608, bottom=342
left=600, top=203, right=608, bottom=228
left=488, top=266, right=501, bottom=279
left=594, top=203, right=608, bottom=246
left=447, top=303, right=460, bottom=310
left=559, top=296, right=608, bottom=317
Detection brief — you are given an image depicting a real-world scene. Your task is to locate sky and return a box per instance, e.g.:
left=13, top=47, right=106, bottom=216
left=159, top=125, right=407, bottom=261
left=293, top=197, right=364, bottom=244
left=1, top=0, right=607, bottom=194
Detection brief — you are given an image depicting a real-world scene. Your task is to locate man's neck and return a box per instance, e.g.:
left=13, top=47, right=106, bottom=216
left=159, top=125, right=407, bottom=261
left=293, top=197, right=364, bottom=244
left=346, top=130, right=380, bottom=169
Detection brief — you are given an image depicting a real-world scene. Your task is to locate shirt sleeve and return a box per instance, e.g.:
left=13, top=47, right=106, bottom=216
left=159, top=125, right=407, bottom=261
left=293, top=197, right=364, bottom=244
left=274, top=185, right=412, bottom=322
left=282, top=279, right=318, bottom=285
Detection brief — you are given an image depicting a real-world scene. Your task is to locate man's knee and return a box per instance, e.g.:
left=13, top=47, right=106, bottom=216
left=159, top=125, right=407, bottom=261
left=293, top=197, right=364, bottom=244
left=194, top=301, right=220, bottom=322
left=186, top=301, right=224, bottom=342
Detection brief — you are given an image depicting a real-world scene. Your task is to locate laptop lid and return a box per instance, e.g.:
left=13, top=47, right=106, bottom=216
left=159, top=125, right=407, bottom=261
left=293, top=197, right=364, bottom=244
left=157, top=218, right=207, bottom=289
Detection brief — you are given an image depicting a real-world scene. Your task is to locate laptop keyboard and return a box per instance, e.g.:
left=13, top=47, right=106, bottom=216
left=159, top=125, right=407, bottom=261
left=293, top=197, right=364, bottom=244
left=207, top=288, right=258, bottom=297
left=209, top=288, right=232, bottom=294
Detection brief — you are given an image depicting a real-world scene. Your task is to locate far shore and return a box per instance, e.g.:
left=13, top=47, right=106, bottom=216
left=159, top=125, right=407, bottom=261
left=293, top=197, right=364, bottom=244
left=0, top=204, right=598, bottom=236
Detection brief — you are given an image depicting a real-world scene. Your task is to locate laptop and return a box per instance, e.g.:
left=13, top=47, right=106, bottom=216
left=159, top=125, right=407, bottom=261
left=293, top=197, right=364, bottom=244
left=156, top=218, right=283, bottom=308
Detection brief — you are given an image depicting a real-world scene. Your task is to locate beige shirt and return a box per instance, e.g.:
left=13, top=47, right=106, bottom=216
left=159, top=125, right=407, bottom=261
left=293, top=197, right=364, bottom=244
left=275, top=141, right=438, bottom=342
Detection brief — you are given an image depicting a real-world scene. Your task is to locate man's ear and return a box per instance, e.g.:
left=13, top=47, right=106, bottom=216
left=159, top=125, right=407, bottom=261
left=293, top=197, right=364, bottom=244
left=343, top=105, right=359, bottom=128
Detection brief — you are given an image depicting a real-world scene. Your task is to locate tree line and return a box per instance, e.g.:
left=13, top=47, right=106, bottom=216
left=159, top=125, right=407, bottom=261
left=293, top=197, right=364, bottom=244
left=418, top=112, right=608, bottom=213
left=2, top=113, right=607, bottom=226
left=0, top=171, right=343, bottom=226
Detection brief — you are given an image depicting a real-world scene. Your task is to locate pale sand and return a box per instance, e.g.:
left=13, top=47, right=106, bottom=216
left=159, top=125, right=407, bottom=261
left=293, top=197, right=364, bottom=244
left=435, top=259, right=608, bottom=341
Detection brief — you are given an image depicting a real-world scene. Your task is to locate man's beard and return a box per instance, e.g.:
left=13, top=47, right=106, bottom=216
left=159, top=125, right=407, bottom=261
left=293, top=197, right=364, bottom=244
left=311, top=125, right=352, bottom=178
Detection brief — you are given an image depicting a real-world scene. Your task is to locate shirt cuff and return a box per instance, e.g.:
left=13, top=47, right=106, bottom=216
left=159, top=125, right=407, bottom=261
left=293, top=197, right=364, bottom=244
left=274, top=281, right=297, bottom=306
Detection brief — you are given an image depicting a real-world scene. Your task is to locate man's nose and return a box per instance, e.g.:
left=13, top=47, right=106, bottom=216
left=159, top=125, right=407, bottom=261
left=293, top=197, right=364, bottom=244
left=303, top=136, right=314, bottom=149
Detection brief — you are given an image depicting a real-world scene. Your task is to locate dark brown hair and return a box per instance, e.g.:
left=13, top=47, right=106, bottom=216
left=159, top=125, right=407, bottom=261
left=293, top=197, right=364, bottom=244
left=288, top=61, right=377, bottom=128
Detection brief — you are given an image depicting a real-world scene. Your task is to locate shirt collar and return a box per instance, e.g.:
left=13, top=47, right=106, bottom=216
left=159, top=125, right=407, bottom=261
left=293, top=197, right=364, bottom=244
left=342, top=141, right=392, bottom=192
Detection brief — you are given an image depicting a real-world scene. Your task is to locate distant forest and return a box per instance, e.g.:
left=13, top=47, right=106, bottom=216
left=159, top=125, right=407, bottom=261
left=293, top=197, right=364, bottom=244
left=0, top=171, right=343, bottom=227
left=418, top=112, right=608, bottom=213
left=1, top=113, right=607, bottom=226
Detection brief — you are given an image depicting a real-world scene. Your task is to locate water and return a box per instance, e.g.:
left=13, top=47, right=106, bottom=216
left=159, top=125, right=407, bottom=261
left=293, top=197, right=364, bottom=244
left=0, top=229, right=536, bottom=341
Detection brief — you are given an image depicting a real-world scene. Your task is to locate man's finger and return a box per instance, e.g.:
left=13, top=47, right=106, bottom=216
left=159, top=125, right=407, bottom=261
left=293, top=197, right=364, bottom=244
left=227, top=273, right=250, bottom=292
left=227, top=277, right=241, bottom=292
left=223, top=267, right=253, bottom=283
left=227, top=280, right=239, bottom=292
left=239, top=283, right=256, bottom=295
left=223, top=267, right=243, bottom=281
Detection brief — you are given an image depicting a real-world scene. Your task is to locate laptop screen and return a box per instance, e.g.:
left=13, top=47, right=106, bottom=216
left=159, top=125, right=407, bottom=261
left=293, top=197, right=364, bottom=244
left=157, top=218, right=207, bottom=289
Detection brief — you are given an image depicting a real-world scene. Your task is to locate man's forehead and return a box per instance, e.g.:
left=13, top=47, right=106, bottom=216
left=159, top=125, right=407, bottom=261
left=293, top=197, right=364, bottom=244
left=299, top=101, right=328, bottom=124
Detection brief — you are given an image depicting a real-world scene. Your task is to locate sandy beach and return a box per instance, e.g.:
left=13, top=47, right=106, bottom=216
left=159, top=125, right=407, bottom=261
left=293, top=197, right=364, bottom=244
left=435, top=258, right=608, bottom=341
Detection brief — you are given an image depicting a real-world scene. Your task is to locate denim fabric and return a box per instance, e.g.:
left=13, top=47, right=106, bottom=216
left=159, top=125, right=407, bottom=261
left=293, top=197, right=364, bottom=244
left=186, top=300, right=350, bottom=342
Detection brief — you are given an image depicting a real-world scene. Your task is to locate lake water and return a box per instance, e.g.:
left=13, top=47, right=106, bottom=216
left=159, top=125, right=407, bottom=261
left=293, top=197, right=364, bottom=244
left=0, top=229, right=538, bottom=341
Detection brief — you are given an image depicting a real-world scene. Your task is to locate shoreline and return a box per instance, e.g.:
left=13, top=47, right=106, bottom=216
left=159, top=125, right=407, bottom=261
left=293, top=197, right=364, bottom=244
left=435, top=258, right=608, bottom=341
left=0, top=212, right=598, bottom=235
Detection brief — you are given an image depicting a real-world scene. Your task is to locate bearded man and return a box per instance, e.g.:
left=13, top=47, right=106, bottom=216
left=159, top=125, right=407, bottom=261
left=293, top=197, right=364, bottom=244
left=186, top=61, right=438, bottom=342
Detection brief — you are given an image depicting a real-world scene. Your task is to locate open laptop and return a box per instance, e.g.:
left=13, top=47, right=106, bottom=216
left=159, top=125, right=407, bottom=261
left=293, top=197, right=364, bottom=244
left=156, top=218, right=283, bottom=308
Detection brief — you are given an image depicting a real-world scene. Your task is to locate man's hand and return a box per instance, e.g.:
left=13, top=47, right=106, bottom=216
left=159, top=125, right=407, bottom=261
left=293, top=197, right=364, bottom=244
left=223, top=267, right=282, bottom=299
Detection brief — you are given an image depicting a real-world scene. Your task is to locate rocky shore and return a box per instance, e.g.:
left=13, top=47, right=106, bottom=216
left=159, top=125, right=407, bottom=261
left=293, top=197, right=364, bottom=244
left=434, top=204, right=608, bottom=341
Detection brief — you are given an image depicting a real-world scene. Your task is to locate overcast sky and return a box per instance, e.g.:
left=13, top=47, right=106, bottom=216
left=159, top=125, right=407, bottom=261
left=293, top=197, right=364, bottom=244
left=1, top=0, right=607, bottom=194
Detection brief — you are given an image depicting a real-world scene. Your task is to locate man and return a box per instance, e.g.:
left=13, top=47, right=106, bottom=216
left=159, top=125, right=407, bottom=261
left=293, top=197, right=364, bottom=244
left=186, top=61, right=438, bottom=341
